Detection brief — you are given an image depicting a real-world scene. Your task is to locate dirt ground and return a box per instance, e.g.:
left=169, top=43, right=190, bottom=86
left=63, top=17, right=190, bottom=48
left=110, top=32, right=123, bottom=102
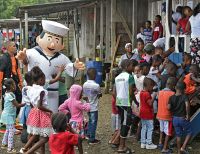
left=0, top=94, right=200, bottom=154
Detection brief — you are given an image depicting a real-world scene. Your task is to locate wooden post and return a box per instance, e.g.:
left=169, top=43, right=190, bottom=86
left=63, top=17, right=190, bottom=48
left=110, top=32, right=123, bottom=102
left=100, top=0, right=104, bottom=61
left=110, top=0, right=116, bottom=90
left=67, top=10, right=70, bottom=54
left=24, top=11, right=28, bottom=48
left=165, top=0, right=172, bottom=50
left=93, top=4, right=97, bottom=60
left=132, top=0, right=138, bottom=46
left=105, top=0, right=111, bottom=62
left=76, top=9, right=79, bottom=58
left=19, top=19, right=23, bottom=50
left=111, top=0, right=116, bottom=60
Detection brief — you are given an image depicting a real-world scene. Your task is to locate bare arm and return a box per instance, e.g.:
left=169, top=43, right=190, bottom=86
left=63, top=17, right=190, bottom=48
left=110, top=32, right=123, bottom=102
left=12, top=100, right=25, bottom=108
left=185, top=21, right=191, bottom=34
left=162, top=47, right=175, bottom=59
left=190, top=74, right=200, bottom=83
left=147, top=93, right=156, bottom=107
left=49, top=65, right=65, bottom=84
left=37, top=91, right=52, bottom=113
left=185, top=100, right=190, bottom=120
left=112, top=85, right=116, bottom=98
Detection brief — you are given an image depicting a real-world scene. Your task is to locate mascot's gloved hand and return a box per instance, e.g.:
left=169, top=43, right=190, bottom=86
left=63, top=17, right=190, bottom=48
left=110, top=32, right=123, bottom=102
left=74, top=58, right=85, bottom=70
left=15, top=48, right=27, bottom=61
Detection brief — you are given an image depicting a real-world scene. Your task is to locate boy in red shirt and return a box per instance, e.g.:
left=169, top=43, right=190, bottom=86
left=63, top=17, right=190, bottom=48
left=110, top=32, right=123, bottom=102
left=49, top=113, right=83, bottom=154
left=153, top=15, right=163, bottom=42
left=157, top=77, right=177, bottom=153
left=140, top=77, right=157, bottom=149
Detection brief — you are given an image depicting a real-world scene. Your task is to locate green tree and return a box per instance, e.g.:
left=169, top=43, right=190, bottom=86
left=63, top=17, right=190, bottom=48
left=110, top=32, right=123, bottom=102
left=0, top=0, right=60, bottom=19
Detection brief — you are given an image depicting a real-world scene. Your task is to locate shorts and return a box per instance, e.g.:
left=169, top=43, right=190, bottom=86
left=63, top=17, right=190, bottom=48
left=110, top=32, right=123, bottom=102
left=117, top=106, right=132, bottom=138
left=172, top=116, right=192, bottom=137
left=159, top=120, right=173, bottom=136
left=111, top=114, right=121, bottom=132
left=70, top=121, right=85, bottom=138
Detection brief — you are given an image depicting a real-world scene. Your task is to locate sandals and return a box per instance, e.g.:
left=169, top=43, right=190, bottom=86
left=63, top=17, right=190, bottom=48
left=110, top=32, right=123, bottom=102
left=117, top=147, right=134, bottom=153
left=19, top=148, right=27, bottom=153
left=161, top=149, right=173, bottom=154
left=111, top=144, right=119, bottom=148
left=180, top=149, right=189, bottom=154
left=1, top=144, right=7, bottom=149
left=7, top=148, right=17, bottom=153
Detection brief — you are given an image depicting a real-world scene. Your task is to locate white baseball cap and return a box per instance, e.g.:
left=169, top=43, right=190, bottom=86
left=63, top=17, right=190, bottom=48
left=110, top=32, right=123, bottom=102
left=42, top=20, right=69, bottom=37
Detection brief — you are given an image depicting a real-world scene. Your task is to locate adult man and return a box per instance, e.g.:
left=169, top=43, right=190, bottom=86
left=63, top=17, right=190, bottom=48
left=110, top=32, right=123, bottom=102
left=16, top=20, right=85, bottom=113
left=0, top=41, right=23, bottom=112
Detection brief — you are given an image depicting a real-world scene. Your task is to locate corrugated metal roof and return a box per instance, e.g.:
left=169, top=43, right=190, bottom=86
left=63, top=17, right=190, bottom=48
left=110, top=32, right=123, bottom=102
left=15, top=0, right=96, bottom=18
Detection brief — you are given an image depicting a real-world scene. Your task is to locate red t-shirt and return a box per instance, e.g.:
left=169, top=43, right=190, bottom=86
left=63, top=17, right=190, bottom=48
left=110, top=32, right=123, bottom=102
left=139, top=90, right=154, bottom=120
left=49, top=131, right=79, bottom=154
left=153, top=23, right=163, bottom=42
left=112, top=96, right=118, bottom=114
left=178, top=17, right=189, bottom=33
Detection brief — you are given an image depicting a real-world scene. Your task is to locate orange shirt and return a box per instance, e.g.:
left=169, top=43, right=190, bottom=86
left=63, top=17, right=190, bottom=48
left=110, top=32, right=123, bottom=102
left=157, top=89, right=175, bottom=121
left=184, top=73, right=196, bottom=94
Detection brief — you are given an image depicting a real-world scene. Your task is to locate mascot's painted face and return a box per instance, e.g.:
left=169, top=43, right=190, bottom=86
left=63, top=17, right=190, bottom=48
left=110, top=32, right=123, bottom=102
left=37, top=32, right=64, bottom=56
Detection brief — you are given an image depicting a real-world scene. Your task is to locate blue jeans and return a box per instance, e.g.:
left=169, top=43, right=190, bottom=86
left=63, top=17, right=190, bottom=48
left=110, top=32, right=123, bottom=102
left=141, top=119, right=153, bottom=144
left=87, top=111, right=98, bottom=142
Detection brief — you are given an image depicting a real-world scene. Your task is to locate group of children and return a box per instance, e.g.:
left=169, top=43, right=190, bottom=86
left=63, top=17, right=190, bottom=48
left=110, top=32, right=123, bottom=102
left=137, top=15, right=163, bottom=45
left=111, top=41, right=199, bottom=154
left=0, top=64, right=102, bottom=153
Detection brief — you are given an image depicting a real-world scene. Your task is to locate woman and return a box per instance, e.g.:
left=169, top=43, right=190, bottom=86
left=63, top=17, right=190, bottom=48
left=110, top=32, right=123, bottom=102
left=118, top=43, right=139, bottom=67
left=186, top=3, right=200, bottom=64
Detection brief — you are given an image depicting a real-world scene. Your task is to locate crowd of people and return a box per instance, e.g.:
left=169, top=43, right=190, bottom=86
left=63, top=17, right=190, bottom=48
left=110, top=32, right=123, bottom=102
left=110, top=3, right=200, bottom=154
left=0, top=2, right=199, bottom=154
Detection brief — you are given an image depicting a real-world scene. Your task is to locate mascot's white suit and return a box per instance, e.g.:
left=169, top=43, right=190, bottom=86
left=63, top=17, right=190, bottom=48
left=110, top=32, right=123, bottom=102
left=16, top=20, right=85, bottom=113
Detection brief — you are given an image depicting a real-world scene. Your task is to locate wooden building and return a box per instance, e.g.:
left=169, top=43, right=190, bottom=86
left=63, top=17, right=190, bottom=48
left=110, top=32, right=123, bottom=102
left=12, top=0, right=200, bottom=63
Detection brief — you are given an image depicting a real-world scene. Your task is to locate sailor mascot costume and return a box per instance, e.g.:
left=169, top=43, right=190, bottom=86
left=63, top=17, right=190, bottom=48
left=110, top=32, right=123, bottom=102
left=16, top=20, right=85, bottom=113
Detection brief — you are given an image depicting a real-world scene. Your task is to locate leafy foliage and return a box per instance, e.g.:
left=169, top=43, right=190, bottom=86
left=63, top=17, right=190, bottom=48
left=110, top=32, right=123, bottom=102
left=0, top=0, right=60, bottom=19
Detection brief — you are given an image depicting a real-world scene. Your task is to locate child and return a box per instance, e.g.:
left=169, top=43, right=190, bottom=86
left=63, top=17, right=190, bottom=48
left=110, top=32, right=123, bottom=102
left=143, top=43, right=155, bottom=63
left=168, top=82, right=192, bottom=154
left=118, top=43, right=139, bottom=67
left=143, top=20, right=153, bottom=44
left=19, top=71, right=33, bottom=144
left=109, top=70, right=122, bottom=147
left=157, top=77, right=177, bottom=153
left=132, top=38, right=145, bottom=62
left=58, top=72, right=68, bottom=106
left=20, top=72, right=32, bottom=126
left=148, top=55, right=163, bottom=85
left=183, top=64, right=200, bottom=99
left=137, top=27, right=145, bottom=42
left=59, top=84, right=90, bottom=138
left=160, top=61, right=178, bottom=90
left=19, top=66, right=53, bottom=154
left=140, top=77, right=157, bottom=149
left=114, top=59, right=138, bottom=153
left=153, top=15, right=163, bottom=42
left=49, top=112, right=83, bottom=154
left=1, top=78, right=25, bottom=153
left=83, top=68, right=102, bottom=144
left=181, top=53, right=192, bottom=76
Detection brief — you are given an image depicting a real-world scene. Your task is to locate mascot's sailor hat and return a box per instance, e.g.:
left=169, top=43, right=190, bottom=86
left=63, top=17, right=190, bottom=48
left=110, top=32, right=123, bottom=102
left=42, top=20, right=69, bottom=37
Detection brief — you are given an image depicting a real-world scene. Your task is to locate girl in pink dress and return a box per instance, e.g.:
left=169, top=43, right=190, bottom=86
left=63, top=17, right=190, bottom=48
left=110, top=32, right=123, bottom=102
left=59, top=84, right=90, bottom=138
left=20, top=66, right=53, bottom=154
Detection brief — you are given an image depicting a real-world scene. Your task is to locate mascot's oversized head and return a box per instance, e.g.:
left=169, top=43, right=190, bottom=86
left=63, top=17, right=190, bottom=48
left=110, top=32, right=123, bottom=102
left=37, top=20, right=69, bottom=56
